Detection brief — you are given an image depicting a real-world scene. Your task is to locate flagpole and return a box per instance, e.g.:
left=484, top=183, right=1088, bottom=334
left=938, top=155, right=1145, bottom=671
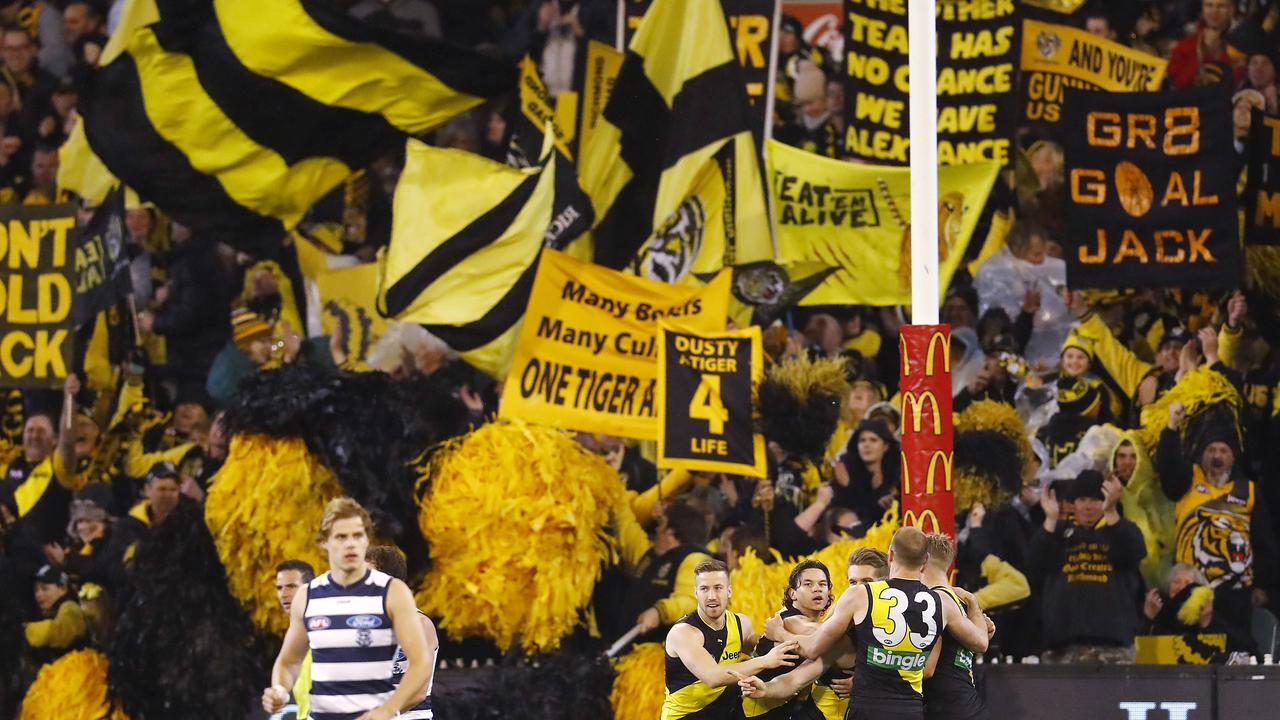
left=761, top=0, right=782, bottom=147
left=615, top=0, right=625, bottom=51
left=761, top=0, right=783, bottom=260
left=908, top=0, right=939, bottom=323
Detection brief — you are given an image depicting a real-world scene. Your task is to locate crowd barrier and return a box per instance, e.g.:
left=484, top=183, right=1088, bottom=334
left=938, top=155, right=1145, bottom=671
left=977, top=664, right=1280, bottom=719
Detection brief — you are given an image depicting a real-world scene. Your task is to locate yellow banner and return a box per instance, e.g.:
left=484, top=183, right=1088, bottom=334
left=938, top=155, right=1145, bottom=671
left=517, top=55, right=573, bottom=159
left=1021, top=18, right=1167, bottom=125
left=499, top=249, right=730, bottom=439
left=576, top=40, right=623, bottom=160
left=314, top=261, right=387, bottom=368
left=765, top=140, right=999, bottom=306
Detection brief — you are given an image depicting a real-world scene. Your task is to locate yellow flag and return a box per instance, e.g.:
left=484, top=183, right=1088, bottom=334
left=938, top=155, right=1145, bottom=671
left=500, top=249, right=730, bottom=439
left=766, top=140, right=998, bottom=306
left=578, top=0, right=772, bottom=270
left=376, top=139, right=593, bottom=378
left=56, top=121, right=116, bottom=206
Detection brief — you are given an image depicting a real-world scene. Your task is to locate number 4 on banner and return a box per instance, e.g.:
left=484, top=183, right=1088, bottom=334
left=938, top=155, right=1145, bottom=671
left=689, top=374, right=728, bottom=435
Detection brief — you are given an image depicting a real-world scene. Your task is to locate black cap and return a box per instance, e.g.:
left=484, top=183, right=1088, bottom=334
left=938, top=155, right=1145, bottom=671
left=1072, top=470, right=1106, bottom=501
left=35, top=564, right=69, bottom=586
left=76, top=482, right=116, bottom=515
left=1159, top=326, right=1192, bottom=349
left=146, top=461, right=180, bottom=484
left=780, top=14, right=803, bottom=35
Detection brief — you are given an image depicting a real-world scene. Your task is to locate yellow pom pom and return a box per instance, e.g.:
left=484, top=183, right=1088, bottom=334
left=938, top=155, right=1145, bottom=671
left=1177, top=585, right=1216, bottom=627
left=20, top=649, right=129, bottom=720
left=1136, top=366, right=1241, bottom=451
left=729, top=503, right=899, bottom=631
left=610, top=642, right=667, bottom=720
left=417, top=418, right=627, bottom=653
left=205, top=435, right=341, bottom=635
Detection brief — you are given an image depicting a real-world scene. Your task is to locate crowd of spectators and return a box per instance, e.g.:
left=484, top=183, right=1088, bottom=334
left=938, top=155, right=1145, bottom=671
left=0, top=2, right=1278, bottom=703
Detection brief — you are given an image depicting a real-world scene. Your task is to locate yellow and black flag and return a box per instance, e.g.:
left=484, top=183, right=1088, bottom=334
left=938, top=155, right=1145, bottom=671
left=376, top=138, right=593, bottom=378
left=579, top=0, right=772, bottom=270
left=81, top=0, right=514, bottom=256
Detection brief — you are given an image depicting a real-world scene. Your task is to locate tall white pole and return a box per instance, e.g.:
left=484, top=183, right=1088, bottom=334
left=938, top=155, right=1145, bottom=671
left=908, top=0, right=939, bottom=324
left=615, top=0, right=625, bottom=51
left=761, top=0, right=783, bottom=147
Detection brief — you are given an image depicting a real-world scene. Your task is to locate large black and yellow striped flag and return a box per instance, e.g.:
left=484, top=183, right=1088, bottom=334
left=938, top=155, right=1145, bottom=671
left=578, top=0, right=772, bottom=271
left=82, top=0, right=513, bottom=256
left=375, top=138, right=593, bottom=378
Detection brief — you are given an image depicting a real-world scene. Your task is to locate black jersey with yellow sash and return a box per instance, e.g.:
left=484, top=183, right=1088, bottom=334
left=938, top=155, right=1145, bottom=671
left=850, top=579, right=942, bottom=711
left=742, top=607, right=801, bottom=719
left=663, top=610, right=746, bottom=720
left=923, top=586, right=986, bottom=720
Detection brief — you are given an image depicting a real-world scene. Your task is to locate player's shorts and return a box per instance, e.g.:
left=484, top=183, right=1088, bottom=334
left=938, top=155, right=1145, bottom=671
left=848, top=702, right=924, bottom=720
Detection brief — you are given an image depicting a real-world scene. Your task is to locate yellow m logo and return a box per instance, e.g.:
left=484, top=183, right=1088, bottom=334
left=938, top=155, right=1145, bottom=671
left=902, top=391, right=942, bottom=435
left=925, top=332, right=951, bottom=376
left=902, top=508, right=942, bottom=534
left=901, top=450, right=954, bottom=494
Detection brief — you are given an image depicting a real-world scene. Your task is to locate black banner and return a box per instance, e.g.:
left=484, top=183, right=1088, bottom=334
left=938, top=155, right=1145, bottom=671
left=841, top=0, right=1019, bottom=165
left=1062, top=84, right=1240, bottom=289
left=657, top=325, right=765, bottom=476
left=73, top=186, right=132, bottom=328
left=1246, top=109, right=1280, bottom=246
left=0, top=203, right=77, bottom=388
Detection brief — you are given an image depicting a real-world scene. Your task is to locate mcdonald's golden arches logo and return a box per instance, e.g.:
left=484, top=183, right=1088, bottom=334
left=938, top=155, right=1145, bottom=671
left=901, top=391, right=942, bottom=435
left=900, top=334, right=910, bottom=376
left=901, top=450, right=954, bottom=494
left=903, top=508, right=942, bottom=533
left=925, top=332, right=951, bottom=376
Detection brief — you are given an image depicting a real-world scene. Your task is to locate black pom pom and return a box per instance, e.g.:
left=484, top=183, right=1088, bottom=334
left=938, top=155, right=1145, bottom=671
left=108, top=503, right=264, bottom=719
left=434, top=642, right=616, bottom=720
left=221, top=363, right=470, bottom=572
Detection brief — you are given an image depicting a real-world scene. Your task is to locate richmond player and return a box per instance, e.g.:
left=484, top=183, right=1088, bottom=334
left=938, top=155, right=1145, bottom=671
left=743, top=528, right=988, bottom=720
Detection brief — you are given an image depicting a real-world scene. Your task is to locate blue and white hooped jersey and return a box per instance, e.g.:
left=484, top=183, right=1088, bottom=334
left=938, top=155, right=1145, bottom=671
left=390, top=610, right=437, bottom=719
left=304, top=569, right=398, bottom=720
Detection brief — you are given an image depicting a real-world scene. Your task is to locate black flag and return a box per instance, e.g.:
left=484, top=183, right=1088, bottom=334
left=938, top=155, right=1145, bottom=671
left=74, top=186, right=131, bottom=328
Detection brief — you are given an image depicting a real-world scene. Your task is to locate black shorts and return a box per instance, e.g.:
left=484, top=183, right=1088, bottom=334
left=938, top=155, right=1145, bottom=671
left=847, top=703, right=924, bottom=720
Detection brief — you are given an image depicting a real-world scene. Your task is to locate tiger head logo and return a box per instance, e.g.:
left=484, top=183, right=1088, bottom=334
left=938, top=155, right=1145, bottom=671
left=632, top=197, right=707, bottom=284
left=1181, top=509, right=1253, bottom=586
left=1036, top=30, right=1062, bottom=60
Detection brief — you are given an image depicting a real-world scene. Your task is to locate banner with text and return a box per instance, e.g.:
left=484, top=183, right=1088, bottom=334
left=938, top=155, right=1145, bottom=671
left=1063, top=85, right=1239, bottom=288
left=1021, top=18, right=1166, bottom=130
left=841, top=0, right=1019, bottom=165
left=500, top=249, right=730, bottom=438
left=766, top=139, right=998, bottom=305
left=0, top=203, right=76, bottom=388
left=73, top=185, right=130, bottom=328
left=657, top=325, right=764, bottom=476
left=1246, top=110, right=1280, bottom=246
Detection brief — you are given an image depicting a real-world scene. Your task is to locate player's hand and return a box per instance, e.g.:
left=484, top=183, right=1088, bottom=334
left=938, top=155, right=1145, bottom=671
left=731, top=670, right=767, bottom=698
left=1167, top=402, right=1186, bottom=431
left=763, top=613, right=787, bottom=641
left=983, top=614, right=996, bottom=640
left=261, top=685, right=288, bottom=713
left=355, top=706, right=395, bottom=720
left=952, top=587, right=981, bottom=613
left=762, top=639, right=799, bottom=669
left=829, top=671, right=853, bottom=698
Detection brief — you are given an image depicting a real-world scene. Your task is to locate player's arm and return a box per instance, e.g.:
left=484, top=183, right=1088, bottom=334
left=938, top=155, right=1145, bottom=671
left=407, top=614, right=439, bottom=707
left=362, top=579, right=431, bottom=720
left=736, top=654, right=830, bottom=699
left=741, top=614, right=759, bottom=653
left=668, top=623, right=796, bottom=689
left=923, top=639, right=943, bottom=679
left=793, top=584, right=864, bottom=660
left=264, top=585, right=311, bottom=713
left=939, top=589, right=988, bottom=654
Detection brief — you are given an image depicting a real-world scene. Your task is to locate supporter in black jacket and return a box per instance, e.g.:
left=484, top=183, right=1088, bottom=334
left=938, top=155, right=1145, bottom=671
left=1030, top=470, right=1146, bottom=663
